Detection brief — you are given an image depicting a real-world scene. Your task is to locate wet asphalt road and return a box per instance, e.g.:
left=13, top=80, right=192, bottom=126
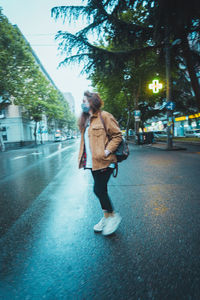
left=0, top=141, right=200, bottom=299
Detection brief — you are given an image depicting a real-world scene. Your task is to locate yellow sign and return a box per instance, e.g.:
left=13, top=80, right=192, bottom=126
left=175, top=116, right=186, bottom=121
left=188, top=113, right=200, bottom=119
left=175, top=112, right=200, bottom=122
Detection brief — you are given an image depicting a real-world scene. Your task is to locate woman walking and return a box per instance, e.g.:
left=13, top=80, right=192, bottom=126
left=78, top=91, right=123, bottom=236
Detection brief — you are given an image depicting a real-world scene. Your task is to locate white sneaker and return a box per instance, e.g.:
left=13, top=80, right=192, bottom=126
left=93, top=217, right=106, bottom=232
left=102, top=213, right=122, bottom=236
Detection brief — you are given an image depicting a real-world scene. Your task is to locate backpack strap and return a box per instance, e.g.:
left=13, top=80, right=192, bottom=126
left=112, top=162, right=118, bottom=178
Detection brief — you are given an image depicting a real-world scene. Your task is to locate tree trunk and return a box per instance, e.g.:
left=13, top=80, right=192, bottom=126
left=126, top=109, right=130, bottom=140
left=39, top=123, right=43, bottom=144
left=134, top=96, right=139, bottom=135
left=140, top=122, right=144, bottom=131
left=123, top=92, right=131, bottom=140
left=34, top=121, right=38, bottom=145
left=0, top=132, right=5, bottom=152
left=40, top=131, right=43, bottom=144
left=182, top=34, right=200, bottom=110
left=134, top=78, right=141, bottom=136
left=165, top=26, right=173, bottom=150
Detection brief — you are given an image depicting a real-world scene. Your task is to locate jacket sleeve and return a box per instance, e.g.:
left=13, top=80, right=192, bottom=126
left=103, top=112, right=123, bottom=153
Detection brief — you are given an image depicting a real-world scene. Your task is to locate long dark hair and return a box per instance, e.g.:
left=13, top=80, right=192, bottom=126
left=78, top=91, right=104, bottom=132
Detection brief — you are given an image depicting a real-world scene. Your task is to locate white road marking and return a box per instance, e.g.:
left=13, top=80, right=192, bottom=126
left=46, top=145, right=73, bottom=159
left=11, top=145, right=74, bottom=161
left=29, top=152, right=42, bottom=155
left=12, top=155, right=27, bottom=160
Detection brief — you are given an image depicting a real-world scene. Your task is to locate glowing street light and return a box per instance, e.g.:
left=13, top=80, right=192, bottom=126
left=149, top=79, right=163, bottom=93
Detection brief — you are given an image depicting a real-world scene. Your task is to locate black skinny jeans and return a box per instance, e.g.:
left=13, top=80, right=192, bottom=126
left=91, top=167, right=114, bottom=213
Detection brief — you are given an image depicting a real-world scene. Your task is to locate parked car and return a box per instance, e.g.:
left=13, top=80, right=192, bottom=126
left=61, top=136, right=67, bottom=141
left=54, top=136, right=61, bottom=142
left=185, top=129, right=200, bottom=138
left=54, top=130, right=62, bottom=142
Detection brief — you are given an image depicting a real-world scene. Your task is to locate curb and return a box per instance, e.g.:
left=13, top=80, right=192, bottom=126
left=127, top=141, right=187, bottom=151
left=143, top=145, right=187, bottom=151
left=156, top=139, right=200, bottom=146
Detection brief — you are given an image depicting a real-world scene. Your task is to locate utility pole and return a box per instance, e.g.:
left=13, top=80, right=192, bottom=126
left=134, top=97, right=141, bottom=144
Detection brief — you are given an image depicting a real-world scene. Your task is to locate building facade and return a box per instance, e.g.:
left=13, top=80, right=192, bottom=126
left=144, top=112, right=200, bottom=136
left=0, top=25, right=62, bottom=150
left=0, top=99, right=53, bottom=150
left=63, top=92, right=75, bottom=114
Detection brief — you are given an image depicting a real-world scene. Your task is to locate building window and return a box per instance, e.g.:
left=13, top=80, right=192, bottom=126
left=2, top=135, right=7, bottom=141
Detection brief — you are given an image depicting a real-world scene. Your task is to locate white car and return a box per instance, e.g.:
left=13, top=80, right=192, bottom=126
left=185, top=129, right=200, bottom=138
left=54, top=136, right=61, bottom=142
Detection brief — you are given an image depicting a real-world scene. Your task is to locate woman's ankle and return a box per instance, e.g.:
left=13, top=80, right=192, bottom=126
left=104, top=211, right=115, bottom=218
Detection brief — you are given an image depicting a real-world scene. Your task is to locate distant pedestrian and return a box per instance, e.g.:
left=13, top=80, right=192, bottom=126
left=78, top=91, right=122, bottom=236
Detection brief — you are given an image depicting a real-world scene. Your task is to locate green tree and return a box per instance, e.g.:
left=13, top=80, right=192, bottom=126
left=147, top=0, right=200, bottom=108
left=0, top=9, right=77, bottom=146
left=51, top=0, right=200, bottom=110
left=90, top=8, right=166, bottom=135
left=14, top=71, right=66, bottom=144
left=92, top=51, right=166, bottom=136
left=0, top=9, right=37, bottom=109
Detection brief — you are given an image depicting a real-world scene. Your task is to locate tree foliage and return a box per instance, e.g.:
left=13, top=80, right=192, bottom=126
left=0, top=9, right=77, bottom=144
left=0, top=9, right=35, bottom=108
left=52, top=0, right=200, bottom=110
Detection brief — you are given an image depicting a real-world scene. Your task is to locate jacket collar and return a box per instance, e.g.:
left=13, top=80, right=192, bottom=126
left=83, top=111, right=99, bottom=130
left=90, top=110, right=100, bottom=119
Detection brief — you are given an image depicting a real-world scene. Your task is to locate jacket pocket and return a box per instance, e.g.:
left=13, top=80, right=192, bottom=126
left=92, top=125, right=105, bottom=137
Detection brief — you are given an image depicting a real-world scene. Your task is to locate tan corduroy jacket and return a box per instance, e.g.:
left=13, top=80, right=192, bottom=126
left=78, top=110, right=123, bottom=171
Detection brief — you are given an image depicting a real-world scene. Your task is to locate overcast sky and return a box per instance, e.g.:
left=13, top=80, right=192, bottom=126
left=0, top=0, right=92, bottom=115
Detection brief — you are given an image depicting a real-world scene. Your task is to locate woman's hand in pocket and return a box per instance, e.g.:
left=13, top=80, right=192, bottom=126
left=104, top=149, right=111, bottom=157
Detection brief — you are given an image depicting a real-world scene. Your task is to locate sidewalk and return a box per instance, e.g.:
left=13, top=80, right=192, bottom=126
left=127, top=139, right=197, bottom=151
left=128, top=140, right=186, bottom=151
left=143, top=142, right=187, bottom=151
left=156, top=138, right=200, bottom=146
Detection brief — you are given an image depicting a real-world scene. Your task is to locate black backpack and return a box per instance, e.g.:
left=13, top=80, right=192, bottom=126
left=100, top=112, right=129, bottom=176
left=114, top=136, right=129, bottom=162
